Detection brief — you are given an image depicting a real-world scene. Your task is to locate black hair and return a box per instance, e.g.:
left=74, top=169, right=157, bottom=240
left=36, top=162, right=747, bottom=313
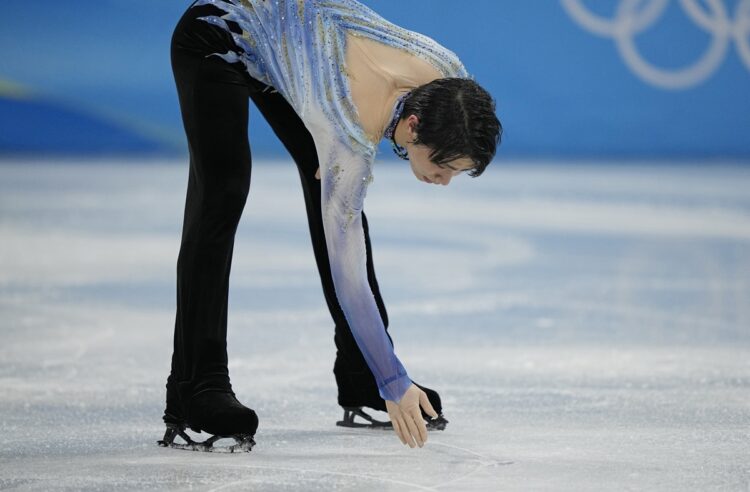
left=401, top=78, right=502, bottom=177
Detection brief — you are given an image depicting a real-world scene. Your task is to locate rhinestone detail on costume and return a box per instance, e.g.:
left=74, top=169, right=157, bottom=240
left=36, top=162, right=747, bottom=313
left=383, top=91, right=411, bottom=161
left=191, top=0, right=469, bottom=158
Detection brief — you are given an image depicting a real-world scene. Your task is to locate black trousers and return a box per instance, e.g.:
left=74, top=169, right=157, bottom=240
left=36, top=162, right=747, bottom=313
left=165, top=2, right=392, bottom=421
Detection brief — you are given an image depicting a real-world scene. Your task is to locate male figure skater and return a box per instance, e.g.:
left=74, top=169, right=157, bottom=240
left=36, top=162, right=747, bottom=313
left=159, top=0, right=502, bottom=452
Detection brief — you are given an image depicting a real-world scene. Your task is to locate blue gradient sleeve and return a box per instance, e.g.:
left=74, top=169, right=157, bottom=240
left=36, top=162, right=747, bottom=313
left=314, top=134, right=412, bottom=403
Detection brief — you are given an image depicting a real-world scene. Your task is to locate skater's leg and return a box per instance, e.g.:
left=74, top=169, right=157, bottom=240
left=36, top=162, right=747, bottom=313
left=246, top=90, right=394, bottom=412
left=166, top=4, right=267, bottom=426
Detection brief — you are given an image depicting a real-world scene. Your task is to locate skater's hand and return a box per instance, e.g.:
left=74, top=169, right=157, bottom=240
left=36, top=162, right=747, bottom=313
left=385, top=383, right=439, bottom=448
left=315, top=167, right=320, bottom=180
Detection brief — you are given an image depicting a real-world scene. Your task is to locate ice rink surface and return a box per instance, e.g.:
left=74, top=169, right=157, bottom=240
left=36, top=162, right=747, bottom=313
left=0, top=159, right=748, bottom=491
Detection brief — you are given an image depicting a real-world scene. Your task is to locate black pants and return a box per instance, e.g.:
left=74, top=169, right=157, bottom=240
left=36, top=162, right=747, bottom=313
left=165, top=2, right=392, bottom=421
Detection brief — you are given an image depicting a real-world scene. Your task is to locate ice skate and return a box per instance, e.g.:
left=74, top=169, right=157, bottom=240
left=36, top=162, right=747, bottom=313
left=414, top=383, right=449, bottom=431
left=335, top=405, right=449, bottom=430
left=158, top=390, right=258, bottom=453
left=157, top=422, right=256, bottom=453
left=424, top=413, right=449, bottom=431
left=336, top=383, right=448, bottom=430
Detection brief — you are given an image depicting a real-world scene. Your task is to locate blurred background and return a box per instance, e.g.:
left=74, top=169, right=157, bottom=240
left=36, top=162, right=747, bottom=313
left=2, top=0, right=749, bottom=160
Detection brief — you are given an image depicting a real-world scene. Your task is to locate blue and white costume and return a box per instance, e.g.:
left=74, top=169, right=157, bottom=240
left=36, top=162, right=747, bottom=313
left=191, top=0, right=470, bottom=402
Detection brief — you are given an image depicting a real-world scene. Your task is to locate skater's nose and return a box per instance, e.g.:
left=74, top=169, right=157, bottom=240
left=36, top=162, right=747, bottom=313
left=433, top=171, right=454, bottom=186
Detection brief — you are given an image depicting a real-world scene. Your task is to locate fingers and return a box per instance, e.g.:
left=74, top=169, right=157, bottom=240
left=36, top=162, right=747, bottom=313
left=419, top=389, right=439, bottom=418
left=388, top=386, right=432, bottom=448
left=413, top=407, right=428, bottom=445
left=391, top=416, right=407, bottom=446
left=403, top=411, right=424, bottom=448
left=387, top=402, right=409, bottom=446
left=315, top=167, right=320, bottom=180
left=390, top=410, right=424, bottom=448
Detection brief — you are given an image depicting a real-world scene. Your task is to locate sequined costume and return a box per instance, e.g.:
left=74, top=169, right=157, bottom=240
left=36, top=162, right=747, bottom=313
left=171, top=0, right=469, bottom=405
left=193, top=0, right=468, bottom=157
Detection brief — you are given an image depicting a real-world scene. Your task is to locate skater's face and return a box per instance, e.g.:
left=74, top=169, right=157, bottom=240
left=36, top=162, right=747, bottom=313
left=408, top=145, right=473, bottom=186
left=399, top=115, right=474, bottom=186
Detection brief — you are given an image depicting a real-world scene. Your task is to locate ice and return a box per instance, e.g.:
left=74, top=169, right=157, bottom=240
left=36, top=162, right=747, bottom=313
left=0, top=159, right=748, bottom=491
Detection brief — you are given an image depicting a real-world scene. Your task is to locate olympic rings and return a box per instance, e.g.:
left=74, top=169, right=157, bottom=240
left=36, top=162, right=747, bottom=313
left=561, top=0, right=750, bottom=89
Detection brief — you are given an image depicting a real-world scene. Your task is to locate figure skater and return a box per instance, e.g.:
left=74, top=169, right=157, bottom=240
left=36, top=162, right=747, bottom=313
left=159, top=0, right=502, bottom=452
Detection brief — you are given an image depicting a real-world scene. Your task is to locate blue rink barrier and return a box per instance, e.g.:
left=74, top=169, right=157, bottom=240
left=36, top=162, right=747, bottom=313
left=0, top=1, right=748, bottom=159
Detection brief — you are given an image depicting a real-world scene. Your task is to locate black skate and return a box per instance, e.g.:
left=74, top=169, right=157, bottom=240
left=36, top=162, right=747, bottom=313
left=425, top=413, right=449, bottom=431
left=158, top=390, right=258, bottom=453
left=414, top=382, right=449, bottom=431
left=336, top=406, right=449, bottom=431
left=336, top=382, right=448, bottom=431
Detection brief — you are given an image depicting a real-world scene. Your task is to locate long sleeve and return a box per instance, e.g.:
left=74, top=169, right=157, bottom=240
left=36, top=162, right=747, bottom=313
left=311, top=131, right=412, bottom=403
left=189, top=0, right=471, bottom=403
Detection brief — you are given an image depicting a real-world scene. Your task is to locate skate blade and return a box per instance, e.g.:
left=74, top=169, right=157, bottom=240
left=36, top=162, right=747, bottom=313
left=336, top=407, right=393, bottom=430
left=158, top=442, right=255, bottom=453
left=157, top=425, right=255, bottom=453
left=158, top=437, right=256, bottom=453
left=336, top=407, right=449, bottom=431
left=336, top=420, right=393, bottom=430
left=159, top=441, right=255, bottom=453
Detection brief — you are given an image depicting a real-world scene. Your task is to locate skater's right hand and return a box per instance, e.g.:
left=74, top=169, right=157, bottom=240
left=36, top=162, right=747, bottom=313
left=385, top=383, right=439, bottom=448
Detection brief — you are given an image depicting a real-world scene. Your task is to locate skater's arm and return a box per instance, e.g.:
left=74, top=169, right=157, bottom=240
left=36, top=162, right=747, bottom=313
left=316, top=139, right=412, bottom=404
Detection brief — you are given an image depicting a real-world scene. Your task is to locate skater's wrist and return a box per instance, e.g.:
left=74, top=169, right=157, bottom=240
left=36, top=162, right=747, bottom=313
left=379, top=374, right=413, bottom=403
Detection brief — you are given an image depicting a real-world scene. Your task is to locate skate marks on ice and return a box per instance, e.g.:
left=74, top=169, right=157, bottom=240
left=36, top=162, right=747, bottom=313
left=1, top=425, right=511, bottom=491
left=420, top=441, right=515, bottom=490
left=155, top=435, right=512, bottom=492
left=232, top=427, right=516, bottom=491
left=156, top=421, right=513, bottom=492
left=1, top=160, right=750, bottom=490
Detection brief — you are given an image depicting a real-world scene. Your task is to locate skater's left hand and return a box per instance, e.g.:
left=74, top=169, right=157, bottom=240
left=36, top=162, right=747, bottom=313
left=385, top=384, right=438, bottom=448
left=315, top=167, right=320, bottom=180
